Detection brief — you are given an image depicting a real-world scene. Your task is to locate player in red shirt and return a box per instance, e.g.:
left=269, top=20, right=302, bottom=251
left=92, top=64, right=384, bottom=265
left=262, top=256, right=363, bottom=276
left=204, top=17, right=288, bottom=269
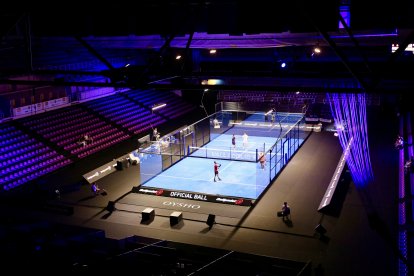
left=214, top=161, right=222, bottom=182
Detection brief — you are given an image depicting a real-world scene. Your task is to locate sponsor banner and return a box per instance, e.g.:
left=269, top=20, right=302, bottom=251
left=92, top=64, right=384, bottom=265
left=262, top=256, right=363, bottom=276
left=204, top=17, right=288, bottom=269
left=162, top=200, right=201, bottom=209
left=82, top=161, right=118, bottom=183
left=13, top=97, right=70, bottom=117
left=13, top=104, right=35, bottom=116
left=135, top=187, right=252, bottom=206
left=83, top=153, right=130, bottom=183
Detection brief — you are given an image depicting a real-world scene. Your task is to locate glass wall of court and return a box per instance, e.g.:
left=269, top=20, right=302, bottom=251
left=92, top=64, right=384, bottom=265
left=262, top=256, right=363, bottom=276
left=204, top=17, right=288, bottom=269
left=138, top=110, right=311, bottom=199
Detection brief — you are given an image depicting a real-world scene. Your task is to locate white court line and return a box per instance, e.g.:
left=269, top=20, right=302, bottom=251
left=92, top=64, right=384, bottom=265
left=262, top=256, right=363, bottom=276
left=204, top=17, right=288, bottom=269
left=141, top=173, right=202, bottom=181
left=141, top=171, right=255, bottom=187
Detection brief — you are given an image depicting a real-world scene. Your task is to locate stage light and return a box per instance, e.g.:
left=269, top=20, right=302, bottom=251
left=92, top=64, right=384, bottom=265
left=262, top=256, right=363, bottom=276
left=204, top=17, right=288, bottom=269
left=201, top=79, right=224, bottom=85
left=209, top=49, right=217, bottom=54
left=152, top=103, right=167, bottom=111
left=175, top=55, right=182, bottom=60
left=280, top=62, right=286, bottom=68
left=311, top=45, right=321, bottom=57
left=391, top=43, right=414, bottom=53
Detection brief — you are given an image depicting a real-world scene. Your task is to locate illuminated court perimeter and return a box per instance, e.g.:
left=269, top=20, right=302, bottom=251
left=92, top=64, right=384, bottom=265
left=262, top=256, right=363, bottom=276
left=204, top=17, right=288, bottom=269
left=135, top=111, right=310, bottom=206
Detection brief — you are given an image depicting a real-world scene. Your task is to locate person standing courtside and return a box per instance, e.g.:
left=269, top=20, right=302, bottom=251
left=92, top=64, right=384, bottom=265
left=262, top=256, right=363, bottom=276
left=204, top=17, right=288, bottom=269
left=214, top=161, right=221, bottom=182
left=242, top=132, right=249, bottom=148
left=232, top=134, right=236, bottom=149
left=153, top=128, right=160, bottom=141
left=259, top=152, right=266, bottom=169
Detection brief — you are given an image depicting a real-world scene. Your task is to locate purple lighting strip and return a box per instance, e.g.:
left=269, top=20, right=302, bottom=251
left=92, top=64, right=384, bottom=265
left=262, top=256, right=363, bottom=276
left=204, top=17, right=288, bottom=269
left=327, top=93, right=374, bottom=187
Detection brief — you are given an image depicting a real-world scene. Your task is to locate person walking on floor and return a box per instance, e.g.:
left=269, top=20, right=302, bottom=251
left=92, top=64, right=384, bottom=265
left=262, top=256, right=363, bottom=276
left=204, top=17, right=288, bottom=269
left=281, top=202, right=291, bottom=221
left=214, top=161, right=222, bottom=182
left=395, top=134, right=404, bottom=150
left=232, top=134, right=236, bottom=149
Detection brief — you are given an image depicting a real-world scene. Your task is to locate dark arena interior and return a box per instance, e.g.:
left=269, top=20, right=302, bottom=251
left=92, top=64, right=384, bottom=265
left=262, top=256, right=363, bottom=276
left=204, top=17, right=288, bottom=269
left=0, top=1, right=414, bottom=275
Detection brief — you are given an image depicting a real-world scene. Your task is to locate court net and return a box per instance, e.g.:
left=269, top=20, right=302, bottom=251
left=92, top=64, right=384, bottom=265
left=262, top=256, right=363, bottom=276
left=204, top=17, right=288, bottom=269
left=227, top=121, right=282, bottom=137
left=188, top=145, right=260, bottom=162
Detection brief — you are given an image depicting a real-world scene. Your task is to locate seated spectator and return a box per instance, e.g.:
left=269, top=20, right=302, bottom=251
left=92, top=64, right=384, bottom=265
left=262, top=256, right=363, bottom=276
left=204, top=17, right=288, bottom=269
left=91, top=182, right=106, bottom=196
left=84, top=134, right=93, bottom=144
left=405, top=156, right=414, bottom=174
left=91, top=182, right=100, bottom=196
left=78, top=134, right=93, bottom=147
left=404, top=160, right=411, bottom=174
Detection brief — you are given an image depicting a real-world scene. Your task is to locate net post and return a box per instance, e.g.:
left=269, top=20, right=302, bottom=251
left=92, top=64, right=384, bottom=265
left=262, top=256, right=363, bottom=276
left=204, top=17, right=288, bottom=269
left=256, top=148, right=258, bottom=162
left=269, top=149, right=272, bottom=181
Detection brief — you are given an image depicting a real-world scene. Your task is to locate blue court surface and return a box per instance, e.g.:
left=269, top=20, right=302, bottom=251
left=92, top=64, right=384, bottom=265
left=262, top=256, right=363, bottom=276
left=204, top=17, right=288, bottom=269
left=141, top=156, right=266, bottom=199
left=139, top=112, right=305, bottom=200
left=141, top=138, right=304, bottom=200
left=200, top=134, right=278, bottom=156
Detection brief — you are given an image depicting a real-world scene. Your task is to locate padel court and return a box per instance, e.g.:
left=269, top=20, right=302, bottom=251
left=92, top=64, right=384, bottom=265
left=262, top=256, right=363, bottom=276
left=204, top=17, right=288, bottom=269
left=135, top=111, right=309, bottom=205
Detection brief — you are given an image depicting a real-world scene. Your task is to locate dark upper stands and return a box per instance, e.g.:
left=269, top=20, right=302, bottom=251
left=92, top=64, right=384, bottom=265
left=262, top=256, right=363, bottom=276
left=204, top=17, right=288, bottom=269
left=127, top=89, right=197, bottom=120
left=85, top=91, right=165, bottom=135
